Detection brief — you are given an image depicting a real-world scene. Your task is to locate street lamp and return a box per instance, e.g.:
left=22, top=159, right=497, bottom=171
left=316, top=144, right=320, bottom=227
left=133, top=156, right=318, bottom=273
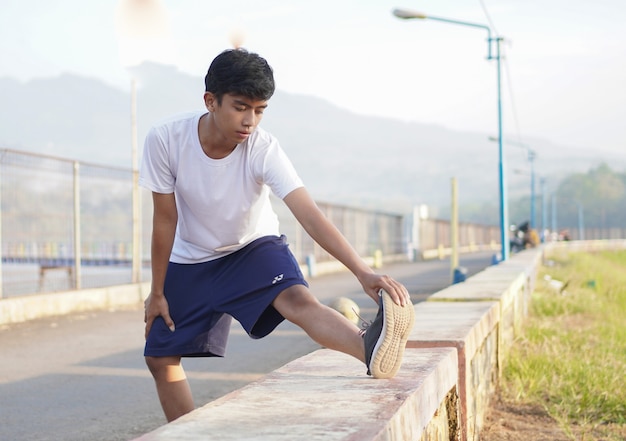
left=515, top=166, right=542, bottom=238
left=574, top=200, right=585, bottom=240
left=540, top=177, right=547, bottom=241
left=527, top=149, right=536, bottom=230
left=116, top=0, right=170, bottom=283
left=393, top=8, right=509, bottom=261
left=549, top=195, right=585, bottom=241
left=130, top=78, right=141, bottom=283
left=490, top=136, right=536, bottom=231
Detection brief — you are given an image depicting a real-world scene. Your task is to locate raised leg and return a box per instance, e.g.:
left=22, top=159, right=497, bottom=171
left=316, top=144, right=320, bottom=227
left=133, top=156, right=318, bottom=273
left=272, top=284, right=365, bottom=362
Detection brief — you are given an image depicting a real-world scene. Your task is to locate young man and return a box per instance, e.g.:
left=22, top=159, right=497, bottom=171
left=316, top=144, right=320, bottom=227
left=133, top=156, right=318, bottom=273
left=140, top=48, right=415, bottom=422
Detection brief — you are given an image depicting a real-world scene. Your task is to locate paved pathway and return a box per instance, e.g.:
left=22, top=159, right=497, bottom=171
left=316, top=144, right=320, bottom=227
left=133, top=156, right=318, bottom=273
left=0, top=252, right=494, bottom=441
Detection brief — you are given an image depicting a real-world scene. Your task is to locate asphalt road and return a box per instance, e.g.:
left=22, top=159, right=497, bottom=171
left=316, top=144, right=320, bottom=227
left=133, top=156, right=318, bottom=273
left=0, top=252, right=494, bottom=441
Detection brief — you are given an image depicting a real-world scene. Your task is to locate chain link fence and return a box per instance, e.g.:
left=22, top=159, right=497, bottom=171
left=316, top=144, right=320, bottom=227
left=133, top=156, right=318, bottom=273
left=0, top=149, right=410, bottom=298
left=0, top=149, right=153, bottom=296
left=9, top=148, right=618, bottom=299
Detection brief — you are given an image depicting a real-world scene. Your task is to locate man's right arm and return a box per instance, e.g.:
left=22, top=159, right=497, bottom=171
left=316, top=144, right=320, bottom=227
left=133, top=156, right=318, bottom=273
left=144, top=191, right=178, bottom=338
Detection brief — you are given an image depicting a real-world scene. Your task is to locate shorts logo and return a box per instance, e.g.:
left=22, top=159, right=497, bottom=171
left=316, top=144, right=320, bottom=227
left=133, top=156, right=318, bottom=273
left=272, top=274, right=284, bottom=284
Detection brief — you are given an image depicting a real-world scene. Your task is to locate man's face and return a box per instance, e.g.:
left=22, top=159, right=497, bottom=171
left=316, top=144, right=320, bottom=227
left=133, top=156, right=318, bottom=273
left=205, top=92, right=268, bottom=145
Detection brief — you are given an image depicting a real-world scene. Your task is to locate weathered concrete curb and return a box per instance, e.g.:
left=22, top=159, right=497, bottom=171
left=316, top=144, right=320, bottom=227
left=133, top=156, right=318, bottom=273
left=5, top=240, right=624, bottom=439
left=132, top=240, right=626, bottom=440
left=0, top=247, right=446, bottom=326
left=0, top=252, right=403, bottom=326
left=134, top=348, right=460, bottom=441
left=407, top=301, right=500, bottom=441
left=0, top=282, right=150, bottom=325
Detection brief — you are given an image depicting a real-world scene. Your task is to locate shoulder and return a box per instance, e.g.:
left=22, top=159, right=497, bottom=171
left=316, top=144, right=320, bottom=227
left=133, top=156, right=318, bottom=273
left=245, top=126, right=286, bottom=163
left=152, top=110, right=205, bottom=127
left=247, top=125, right=276, bottom=149
left=149, top=111, right=205, bottom=137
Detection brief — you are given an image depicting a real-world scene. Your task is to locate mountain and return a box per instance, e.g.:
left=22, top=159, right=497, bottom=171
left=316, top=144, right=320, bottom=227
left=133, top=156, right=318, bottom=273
left=1, top=63, right=623, bottom=218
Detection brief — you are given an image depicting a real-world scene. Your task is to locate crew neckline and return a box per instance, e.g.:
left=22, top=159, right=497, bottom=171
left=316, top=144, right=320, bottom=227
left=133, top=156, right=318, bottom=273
left=193, top=112, right=244, bottom=165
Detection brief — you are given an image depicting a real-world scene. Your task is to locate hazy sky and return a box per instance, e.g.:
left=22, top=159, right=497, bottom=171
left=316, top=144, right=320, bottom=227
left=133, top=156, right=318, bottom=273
left=1, top=0, right=624, bottom=154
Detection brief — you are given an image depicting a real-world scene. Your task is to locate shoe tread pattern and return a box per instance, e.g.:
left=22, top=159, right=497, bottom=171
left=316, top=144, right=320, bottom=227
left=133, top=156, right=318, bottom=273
left=370, top=290, right=415, bottom=379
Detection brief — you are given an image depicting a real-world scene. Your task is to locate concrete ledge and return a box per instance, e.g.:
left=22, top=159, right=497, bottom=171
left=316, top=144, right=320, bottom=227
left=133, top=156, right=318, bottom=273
left=428, top=249, right=540, bottom=352
left=299, top=253, right=408, bottom=278
left=407, top=302, right=500, bottom=441
left=5, top=241, right=625, bottom=441
left=548, top=239, right=626, bottom=254
left=134, top=347, right=459, bottom=441
left=0, top=282, right=150, bottom=325
left=420, top=244, right=498, bottom=260
left=132, top=247, right=551, bottom=441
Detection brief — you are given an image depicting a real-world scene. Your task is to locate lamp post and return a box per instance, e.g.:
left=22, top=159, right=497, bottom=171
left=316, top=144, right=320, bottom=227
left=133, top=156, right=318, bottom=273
left=574, top=200, right=585, bottom=240
left=528, top=149, right=536, bottom=230
left=393, top=8, right=509, bottom=261
left=514, top=167, right=547, bottom=237
left=116, top=0, right=170, bottom=284
left=490, top=136, right=536, bottom=231
left=540, top=177, right=547, bottom=241
left=550, top=195, right=584, bottom=241
left=551, top=193, right=558, bottom=235
left=130, top=78, right=141, bottom=283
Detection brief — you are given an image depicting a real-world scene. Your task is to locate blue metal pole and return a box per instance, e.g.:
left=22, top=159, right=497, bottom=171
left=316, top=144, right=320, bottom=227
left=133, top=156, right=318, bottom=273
left=495, top=37, right=509, bottom=261
left=551, top=194, right=557, bottom=233
left=391, top=9, right=508, bottom=259
left=541, top=178, right=547, bottom=241
left=529, top=150, right=536, bottom=230
left=577, top=202, right=584, bottom=240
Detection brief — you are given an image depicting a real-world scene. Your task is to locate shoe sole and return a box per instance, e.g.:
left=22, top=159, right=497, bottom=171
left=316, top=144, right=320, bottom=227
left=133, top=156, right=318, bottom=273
left=369, top=290, right=415, bottom=379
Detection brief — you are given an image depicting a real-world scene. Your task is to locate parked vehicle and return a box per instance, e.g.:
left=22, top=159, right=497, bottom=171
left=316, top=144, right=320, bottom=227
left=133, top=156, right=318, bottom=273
left=510, top=221, right=539, bottom=253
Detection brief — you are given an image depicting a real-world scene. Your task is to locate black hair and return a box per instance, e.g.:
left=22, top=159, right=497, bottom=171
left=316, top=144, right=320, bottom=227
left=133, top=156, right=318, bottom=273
left=204, top=49, right=275, bottom=103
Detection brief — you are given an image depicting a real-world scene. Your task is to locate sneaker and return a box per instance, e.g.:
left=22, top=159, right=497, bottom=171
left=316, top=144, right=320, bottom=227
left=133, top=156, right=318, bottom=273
left=361, top=289, right=415, bottom=379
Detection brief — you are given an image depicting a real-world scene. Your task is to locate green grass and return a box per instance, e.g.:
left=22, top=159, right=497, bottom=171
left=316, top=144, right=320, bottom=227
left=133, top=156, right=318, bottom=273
left=501, top=249, right=626, bottom=439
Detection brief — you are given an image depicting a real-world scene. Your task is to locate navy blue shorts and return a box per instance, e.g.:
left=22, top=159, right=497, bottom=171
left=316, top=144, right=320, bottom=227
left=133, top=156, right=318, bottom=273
left=144, top=235, right=308, bottom=358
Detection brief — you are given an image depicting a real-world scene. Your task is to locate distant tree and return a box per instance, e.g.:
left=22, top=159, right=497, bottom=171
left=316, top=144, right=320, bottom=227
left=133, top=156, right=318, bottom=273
left=556, top=163, right=625, bottom=229
left=458, top=163, right=626, bottom=231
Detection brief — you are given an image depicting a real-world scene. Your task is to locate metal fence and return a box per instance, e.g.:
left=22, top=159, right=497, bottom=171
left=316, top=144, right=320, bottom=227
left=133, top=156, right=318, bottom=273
left=0, top=149, right=411, bottom=298
left=412, top=216, right=501, bottom=258
left=0, top=149, right=153, bottom=296
left=272, top=198, right=406, bottom=265
left=4, top=148, right=621, bottom=299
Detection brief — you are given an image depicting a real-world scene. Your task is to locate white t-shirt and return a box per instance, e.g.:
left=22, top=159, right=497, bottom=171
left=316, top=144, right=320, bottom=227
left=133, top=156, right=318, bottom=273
left=139, top=111, right=304, bottom=263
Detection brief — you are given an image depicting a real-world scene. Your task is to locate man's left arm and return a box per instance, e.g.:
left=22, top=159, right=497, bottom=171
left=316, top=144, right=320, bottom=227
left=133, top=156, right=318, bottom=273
left=283, top=187, right=410, bottom=306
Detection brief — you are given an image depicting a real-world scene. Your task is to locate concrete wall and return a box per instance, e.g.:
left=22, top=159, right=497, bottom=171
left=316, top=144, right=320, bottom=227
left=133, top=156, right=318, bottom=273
left=131, top=239, right=626, bottom=440
left=131, top=246, right=540, bottom=441
left=0, top=282, right=150, bottom=326
left=4, top=240, right=623, bottom=439
left=135, top=348, right=460, bottom=441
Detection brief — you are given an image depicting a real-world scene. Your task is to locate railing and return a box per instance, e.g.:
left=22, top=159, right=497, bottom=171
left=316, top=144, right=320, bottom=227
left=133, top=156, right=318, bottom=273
left=5, top=147, right=618, bottom=299
left=0, top=149, right=418, bottom=297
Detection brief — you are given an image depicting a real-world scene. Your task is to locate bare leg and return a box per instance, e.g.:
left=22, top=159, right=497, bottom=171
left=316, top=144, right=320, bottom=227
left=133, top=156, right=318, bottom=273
left=145, top=355, right=195, bottom=422
left=272, top=285, right=365, bottom=362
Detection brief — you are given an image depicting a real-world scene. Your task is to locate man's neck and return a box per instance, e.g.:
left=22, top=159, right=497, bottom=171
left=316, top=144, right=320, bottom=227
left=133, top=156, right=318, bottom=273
left=198, top=113, right=237, bottom=159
